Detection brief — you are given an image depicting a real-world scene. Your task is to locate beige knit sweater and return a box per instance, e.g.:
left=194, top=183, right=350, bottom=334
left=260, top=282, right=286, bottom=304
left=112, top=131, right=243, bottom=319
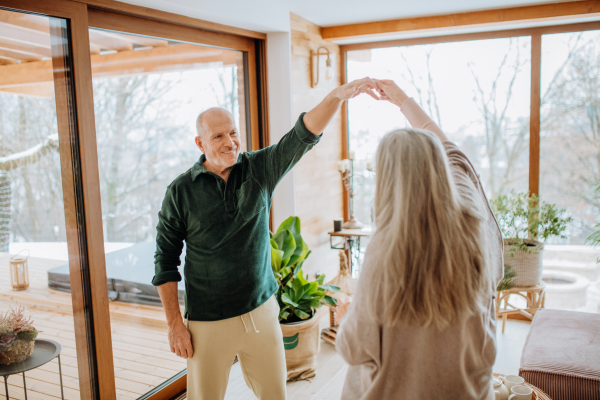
left=336, top=98, right=504, bottom=400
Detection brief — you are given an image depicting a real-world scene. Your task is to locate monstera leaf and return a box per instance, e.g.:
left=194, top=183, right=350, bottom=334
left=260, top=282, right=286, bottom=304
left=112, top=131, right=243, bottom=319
left=270, top=217, right=340, bottom=323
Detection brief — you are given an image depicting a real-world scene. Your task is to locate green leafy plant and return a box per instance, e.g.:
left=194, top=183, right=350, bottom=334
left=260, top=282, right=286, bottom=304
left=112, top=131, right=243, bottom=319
left=490, top=190, right=572, bottom=254
left=584, top=180, right=600, bottom=263
left=270, top=216, right=339, bottom=323
left=496, top=265, right=517, bottom=292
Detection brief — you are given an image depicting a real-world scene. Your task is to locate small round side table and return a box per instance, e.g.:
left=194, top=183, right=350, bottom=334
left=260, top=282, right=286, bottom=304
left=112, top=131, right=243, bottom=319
left=0, top=339, right=64, bottom=400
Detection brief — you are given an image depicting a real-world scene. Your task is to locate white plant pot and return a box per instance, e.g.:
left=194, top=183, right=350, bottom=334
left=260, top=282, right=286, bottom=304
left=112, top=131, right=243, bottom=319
left=503, top=238, right=544, bottom=287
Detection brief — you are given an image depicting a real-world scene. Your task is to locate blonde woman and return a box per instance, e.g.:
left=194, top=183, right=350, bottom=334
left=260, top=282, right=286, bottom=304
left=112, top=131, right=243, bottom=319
left=336, top=79, right=503, bottom=400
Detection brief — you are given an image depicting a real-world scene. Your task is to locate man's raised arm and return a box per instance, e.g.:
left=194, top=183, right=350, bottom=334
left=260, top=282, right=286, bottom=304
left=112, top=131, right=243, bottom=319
left=302, top=77, right=380, bottom=135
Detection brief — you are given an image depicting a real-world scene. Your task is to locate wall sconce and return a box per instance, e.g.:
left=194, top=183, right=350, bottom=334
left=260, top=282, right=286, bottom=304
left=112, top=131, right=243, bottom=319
left=311, top=46, right=333, bottom=88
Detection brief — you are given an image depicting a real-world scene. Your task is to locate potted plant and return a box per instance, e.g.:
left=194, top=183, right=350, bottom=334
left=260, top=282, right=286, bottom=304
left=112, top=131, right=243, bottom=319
left=490, top=191, right=572, bottom=287
left=270, top=216, right=339, bottom=381
left=0, top=306, right=39, bottom=365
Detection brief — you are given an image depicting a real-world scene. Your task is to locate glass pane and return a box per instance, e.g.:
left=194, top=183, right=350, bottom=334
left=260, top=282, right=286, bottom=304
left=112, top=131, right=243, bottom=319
left=88, top=28, right=247, bottom=397
left=539, top=30, right=600, bottom=314
left=0, top=9, right=82, bottom=399
left=540, top=30, right=600, bottom=245
left=347, top=38, right=531, bottom=230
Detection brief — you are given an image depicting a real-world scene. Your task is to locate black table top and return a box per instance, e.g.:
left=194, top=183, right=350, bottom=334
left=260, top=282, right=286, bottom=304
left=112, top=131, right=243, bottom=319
left=0, top=339, right=61, bottom=376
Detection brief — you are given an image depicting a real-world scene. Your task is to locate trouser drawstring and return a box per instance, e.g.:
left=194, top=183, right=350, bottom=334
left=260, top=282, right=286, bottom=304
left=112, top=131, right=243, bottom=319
left=240, top=312, right=259, bottom=333
left=240, top=315, right=248, bottom=333
left=249, top=312, right=259, bottom=333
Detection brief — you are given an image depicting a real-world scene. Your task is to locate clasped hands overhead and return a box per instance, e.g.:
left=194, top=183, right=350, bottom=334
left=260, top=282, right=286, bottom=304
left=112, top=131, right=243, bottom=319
left=334, top=77, right=409, bottom=108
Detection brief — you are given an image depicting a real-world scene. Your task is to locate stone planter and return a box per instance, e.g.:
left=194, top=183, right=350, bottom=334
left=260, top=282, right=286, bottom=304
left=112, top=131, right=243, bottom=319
left=504, top=238, right=544, bottom=287
left=280, top=314, right=321, bottom=381
left=0, top=336, right=35, bottom=365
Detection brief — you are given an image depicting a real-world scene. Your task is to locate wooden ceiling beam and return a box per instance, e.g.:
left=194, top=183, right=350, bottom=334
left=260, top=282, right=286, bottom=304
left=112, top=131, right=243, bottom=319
left=0, top=45, right=45, bottom=61
left=0, top=22, right=50, bottom=48
left=0, top=82, right=54, bottom=98
left=88, top=29, right=133, bottom=51
left=0, top=44, right=239, bottom=88
left=0, top=10, right=49, bottom=34
left=322, top=0, right=600, bottom=41
left=0, top=38, right=50, bottom=58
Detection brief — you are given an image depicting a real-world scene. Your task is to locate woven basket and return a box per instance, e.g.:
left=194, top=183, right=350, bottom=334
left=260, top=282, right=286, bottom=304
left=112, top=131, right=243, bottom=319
left=493, top=373, right=552, bottom=400
left=503, top=238, right=544, bottom=287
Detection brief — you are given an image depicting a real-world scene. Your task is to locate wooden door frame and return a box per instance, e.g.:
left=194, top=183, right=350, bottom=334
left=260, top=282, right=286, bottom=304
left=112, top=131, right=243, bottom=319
left=0, top=0, right=115, bottom=399
left=339, top=19, right=600, bottom=220
left=0, top=1, right=269, bottom=399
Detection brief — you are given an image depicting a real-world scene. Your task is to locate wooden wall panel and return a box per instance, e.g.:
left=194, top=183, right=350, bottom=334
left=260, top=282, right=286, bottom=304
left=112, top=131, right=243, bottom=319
left=290, top=13, right=344, bottom=246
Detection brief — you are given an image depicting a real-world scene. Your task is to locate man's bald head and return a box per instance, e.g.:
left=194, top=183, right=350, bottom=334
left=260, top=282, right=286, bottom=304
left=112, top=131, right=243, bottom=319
left=196, top=107, right=235, bottom=138
left=194, top=107, right=241, bottom=171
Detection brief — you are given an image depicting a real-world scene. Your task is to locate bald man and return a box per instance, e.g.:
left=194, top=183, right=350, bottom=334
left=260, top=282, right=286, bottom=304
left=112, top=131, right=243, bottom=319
left=152, top=78, right=379, bottom=400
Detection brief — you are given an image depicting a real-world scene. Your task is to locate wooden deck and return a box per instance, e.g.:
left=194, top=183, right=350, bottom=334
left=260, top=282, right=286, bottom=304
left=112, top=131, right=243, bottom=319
left=0, top=253, right=186, bottom=400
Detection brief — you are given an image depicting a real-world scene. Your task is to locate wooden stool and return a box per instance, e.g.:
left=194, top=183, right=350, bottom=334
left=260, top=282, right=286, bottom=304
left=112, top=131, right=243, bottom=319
left=320, top=305, right=338, bottom=345
left=496, top=282, right=546, bottom=333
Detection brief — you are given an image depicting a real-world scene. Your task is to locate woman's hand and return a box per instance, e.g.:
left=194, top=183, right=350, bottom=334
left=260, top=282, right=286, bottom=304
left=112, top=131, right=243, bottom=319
left=334, top=292, right=353, bottom=325
left=374, top=79, right=409, bottom=107
left=332, top=77, right=380, bottom=102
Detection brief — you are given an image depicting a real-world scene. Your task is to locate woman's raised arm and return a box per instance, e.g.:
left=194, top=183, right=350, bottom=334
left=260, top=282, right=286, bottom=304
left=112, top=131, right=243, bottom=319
left=374, top=79, right=448, bottom=142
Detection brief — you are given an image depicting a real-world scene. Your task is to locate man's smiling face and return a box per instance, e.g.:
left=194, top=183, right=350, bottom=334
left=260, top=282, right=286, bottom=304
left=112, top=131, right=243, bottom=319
left=195, top=108, right=241, bottom=171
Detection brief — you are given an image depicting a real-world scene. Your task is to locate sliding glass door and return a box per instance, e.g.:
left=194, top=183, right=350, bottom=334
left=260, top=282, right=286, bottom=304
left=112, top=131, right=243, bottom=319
left=0, top=1, right=265, bottom=399
left=87, top=28, right=249, bottom=398
left=0, top=5, right=99, bottom=400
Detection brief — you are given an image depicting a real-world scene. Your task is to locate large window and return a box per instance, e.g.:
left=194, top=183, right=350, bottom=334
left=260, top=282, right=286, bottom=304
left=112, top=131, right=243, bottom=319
left=347, top=37, right=531, bottom=226
left=344, top=26, right=600, bottom=315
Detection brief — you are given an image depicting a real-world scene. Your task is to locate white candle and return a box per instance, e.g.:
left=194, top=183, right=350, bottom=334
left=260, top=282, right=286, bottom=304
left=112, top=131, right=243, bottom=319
left=348, top=151, right=355, bottom=160
left=366, top=161, right=372, bottom=170
left=338, top=160, right=345, bottom=172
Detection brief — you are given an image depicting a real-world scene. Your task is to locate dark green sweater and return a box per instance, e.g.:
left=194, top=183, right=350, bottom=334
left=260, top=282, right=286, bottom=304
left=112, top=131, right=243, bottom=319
left=152, top=113, right=321, bottom=321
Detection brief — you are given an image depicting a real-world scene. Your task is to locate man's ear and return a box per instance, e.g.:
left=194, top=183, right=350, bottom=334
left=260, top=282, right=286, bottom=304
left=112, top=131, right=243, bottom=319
left=195, top=136, right=204, bottom=152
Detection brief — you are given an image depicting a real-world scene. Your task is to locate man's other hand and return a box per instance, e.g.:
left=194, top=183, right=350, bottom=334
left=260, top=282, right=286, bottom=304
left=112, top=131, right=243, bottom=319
left=168, top=321, right=194, bottom=358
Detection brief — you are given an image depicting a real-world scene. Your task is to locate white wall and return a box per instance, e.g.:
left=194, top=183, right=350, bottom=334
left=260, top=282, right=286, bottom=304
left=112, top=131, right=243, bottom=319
left=266, top=32, right=296, bottom=229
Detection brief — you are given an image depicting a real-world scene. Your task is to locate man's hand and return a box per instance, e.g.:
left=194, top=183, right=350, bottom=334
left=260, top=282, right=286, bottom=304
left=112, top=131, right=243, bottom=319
left=332, top=77, right=380, bottom=102
left=374, top=79, right=409, bottom=107
left=168, top=321, right=194, bottom=358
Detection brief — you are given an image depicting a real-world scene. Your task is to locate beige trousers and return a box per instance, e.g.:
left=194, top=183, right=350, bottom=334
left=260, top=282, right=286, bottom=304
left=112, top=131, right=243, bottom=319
left=186, top=296, right=287, bottom=400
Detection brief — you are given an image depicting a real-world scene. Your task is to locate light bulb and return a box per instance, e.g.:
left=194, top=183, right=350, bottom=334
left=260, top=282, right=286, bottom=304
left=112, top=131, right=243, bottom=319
left=325, top=57, right=333, bottom=81
left=325, top=66, right=333, bottom=81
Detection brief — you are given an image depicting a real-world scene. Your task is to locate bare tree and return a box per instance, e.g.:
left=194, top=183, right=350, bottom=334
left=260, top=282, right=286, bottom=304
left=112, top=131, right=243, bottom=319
left=469, top=38, right=530, bottom=198
left=539, top=32, right=600, bottom=243
left=93, top=74, right=194, bottom=242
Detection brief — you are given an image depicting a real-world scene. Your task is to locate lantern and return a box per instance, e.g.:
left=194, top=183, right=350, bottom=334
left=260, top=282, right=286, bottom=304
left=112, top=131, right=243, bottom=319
left=10, top=250, right=29, bottom=290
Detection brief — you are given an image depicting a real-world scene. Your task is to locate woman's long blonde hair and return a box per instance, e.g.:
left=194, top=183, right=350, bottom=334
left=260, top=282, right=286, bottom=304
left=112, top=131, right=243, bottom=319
left=369, top=128, right=492, bottom=329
